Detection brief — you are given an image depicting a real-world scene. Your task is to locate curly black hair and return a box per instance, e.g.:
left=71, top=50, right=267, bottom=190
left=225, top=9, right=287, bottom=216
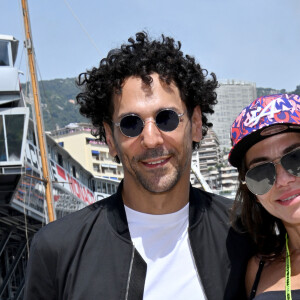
left=76, top=31, right=218, bottom=150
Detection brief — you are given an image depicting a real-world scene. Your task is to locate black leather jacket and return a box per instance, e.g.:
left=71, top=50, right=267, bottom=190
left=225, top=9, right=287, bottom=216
left=24, top=182, right=253, bottom=300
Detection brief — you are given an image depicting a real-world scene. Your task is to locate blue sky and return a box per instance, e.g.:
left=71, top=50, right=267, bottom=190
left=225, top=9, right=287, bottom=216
left=1, top=0, right=300, bottom=91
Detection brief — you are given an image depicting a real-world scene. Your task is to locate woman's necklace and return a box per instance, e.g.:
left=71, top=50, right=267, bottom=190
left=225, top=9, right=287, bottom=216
left=286, top=233, right=292, bottom=300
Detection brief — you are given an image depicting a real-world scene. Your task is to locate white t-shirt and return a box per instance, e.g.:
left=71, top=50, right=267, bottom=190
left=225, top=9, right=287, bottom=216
left=124, top=204, right=207, bottom=300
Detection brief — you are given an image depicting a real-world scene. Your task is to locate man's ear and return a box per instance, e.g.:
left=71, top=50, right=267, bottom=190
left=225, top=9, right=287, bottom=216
left=103, top=122, right=118, bottom=157
left=191, top=106, right=202, bottom=142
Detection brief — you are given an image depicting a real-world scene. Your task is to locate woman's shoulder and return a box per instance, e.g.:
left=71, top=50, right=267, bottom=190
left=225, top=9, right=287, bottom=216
left=246, top=254, right=290, bottom=299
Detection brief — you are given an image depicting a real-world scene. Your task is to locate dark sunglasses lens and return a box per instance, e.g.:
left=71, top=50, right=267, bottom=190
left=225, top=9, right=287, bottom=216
left=246, top=163, right=276, bottom=195
left=120, top=115, right=143, bottom=137
left=156, top=110, right=179, bottom=132
left=281, top=148, right=300, bottom=177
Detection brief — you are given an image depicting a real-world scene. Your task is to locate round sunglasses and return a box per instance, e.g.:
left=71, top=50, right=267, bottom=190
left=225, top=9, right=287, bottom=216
left=113, top=109, right=184, bottom=138
left=243, top=147, right=300, bottom=195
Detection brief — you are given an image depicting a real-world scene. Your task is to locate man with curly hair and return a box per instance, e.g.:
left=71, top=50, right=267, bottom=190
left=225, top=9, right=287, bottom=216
left=24, top=32, right=253, bottom=300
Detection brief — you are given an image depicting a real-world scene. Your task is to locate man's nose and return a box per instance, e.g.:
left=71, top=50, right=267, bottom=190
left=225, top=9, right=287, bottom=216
left=140, top=119, right=164, bottom=148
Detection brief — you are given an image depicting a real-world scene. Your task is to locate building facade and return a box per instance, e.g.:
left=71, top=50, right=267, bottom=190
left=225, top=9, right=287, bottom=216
left=191, top=128, right=222, bottom=190
left=191, top=129, right=238, bottom=196
left=209, top=79, right=257, bottom=151
left=219, top=151, right=239, bottom=197
left=50, top=123, right=124, bottom=181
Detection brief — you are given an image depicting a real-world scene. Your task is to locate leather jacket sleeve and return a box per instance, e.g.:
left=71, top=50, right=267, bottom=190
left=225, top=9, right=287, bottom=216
left=23, top=231, right=57, bottom=300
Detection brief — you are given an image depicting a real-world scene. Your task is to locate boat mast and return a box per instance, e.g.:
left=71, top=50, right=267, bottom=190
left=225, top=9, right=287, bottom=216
left=21, top=0, right=56, bottom=222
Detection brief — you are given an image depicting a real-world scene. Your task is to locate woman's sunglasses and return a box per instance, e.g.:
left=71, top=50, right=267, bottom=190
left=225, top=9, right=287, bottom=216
left=243, top=147, right=300, bottom=195
left=113, top=109, right=184, bottom=138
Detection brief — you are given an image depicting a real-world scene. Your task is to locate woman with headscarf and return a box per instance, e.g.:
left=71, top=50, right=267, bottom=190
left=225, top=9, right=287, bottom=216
left=229, top=94, right=300, bottom=299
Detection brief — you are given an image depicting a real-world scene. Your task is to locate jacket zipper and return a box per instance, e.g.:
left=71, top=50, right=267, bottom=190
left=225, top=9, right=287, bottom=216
left=125, top=244, right=135, bottom=300
left=188, top=229, right=207, bottom=300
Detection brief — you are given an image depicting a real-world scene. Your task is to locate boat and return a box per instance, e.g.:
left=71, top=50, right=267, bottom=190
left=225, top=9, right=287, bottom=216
left=0, top=30, right=119, bottom=300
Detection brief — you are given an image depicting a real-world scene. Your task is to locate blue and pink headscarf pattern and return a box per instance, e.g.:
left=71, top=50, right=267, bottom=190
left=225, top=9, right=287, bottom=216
left=230, top=94, right=300, bottom=150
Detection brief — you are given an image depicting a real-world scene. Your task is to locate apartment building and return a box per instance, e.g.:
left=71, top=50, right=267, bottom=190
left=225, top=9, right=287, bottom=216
left=209, top=79, right=257, bottom=150
left=191, top=128, right=239, bottom=196
left=191, top=128, right=222, bottom=190
left=50, top=123, right=124, bottom=180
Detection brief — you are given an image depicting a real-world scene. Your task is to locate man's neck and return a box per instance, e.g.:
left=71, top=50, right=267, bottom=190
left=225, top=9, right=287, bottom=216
left=121, top=178, right=190, bottom=215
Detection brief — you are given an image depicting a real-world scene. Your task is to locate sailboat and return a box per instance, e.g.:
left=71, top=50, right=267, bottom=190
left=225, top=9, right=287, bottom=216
left=0, top=3, right=120, bottom=299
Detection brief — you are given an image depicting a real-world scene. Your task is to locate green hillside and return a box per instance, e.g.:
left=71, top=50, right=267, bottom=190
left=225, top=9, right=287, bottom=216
left=22, top=78, right=300, bottom=131
left=21, top=78, right=87, bottom=131
left=256, top=85, right=300, bottom=98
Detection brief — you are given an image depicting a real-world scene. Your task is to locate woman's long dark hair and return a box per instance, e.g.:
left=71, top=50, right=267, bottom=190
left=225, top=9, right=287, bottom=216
left=231, top=159, right=286, bottom=259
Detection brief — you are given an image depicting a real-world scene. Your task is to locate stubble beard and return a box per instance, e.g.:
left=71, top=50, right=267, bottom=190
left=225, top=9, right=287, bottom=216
left=132, top=160, right=182, bottom=194
left=116, top=143, right=192, bottom=194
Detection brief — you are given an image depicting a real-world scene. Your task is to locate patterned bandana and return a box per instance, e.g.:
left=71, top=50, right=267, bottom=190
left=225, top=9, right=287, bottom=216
left=229, top=94, right=300, bottom=168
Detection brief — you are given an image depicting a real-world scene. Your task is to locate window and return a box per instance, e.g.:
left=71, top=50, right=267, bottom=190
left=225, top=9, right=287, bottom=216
left=0, top=110, right=29, bottom=165
left=65, top=161, right=70, bottom=173
left=92, top=150, right=99, bottom=160
left=102, top=182, right=107, bottom=193
left=107, top=184, right=112, bottom=194
left=0, top=116, right=6, bottom=161
left=72, top=166, right=77, bottom=178
left=57, top=153, right=63, bottom=167
left=27, top=127, right=37, bottom=146
left=0, top=40, right=10, bottom=66
left=93, top=164, right=100, bottom=172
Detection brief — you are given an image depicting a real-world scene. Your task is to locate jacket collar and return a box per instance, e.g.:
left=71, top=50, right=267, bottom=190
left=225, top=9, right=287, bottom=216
left=189, top=184, right=211, bottom=228
left=106, top=180, right=132, bottom=241
left=106, top=180, right=211, bottom=239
